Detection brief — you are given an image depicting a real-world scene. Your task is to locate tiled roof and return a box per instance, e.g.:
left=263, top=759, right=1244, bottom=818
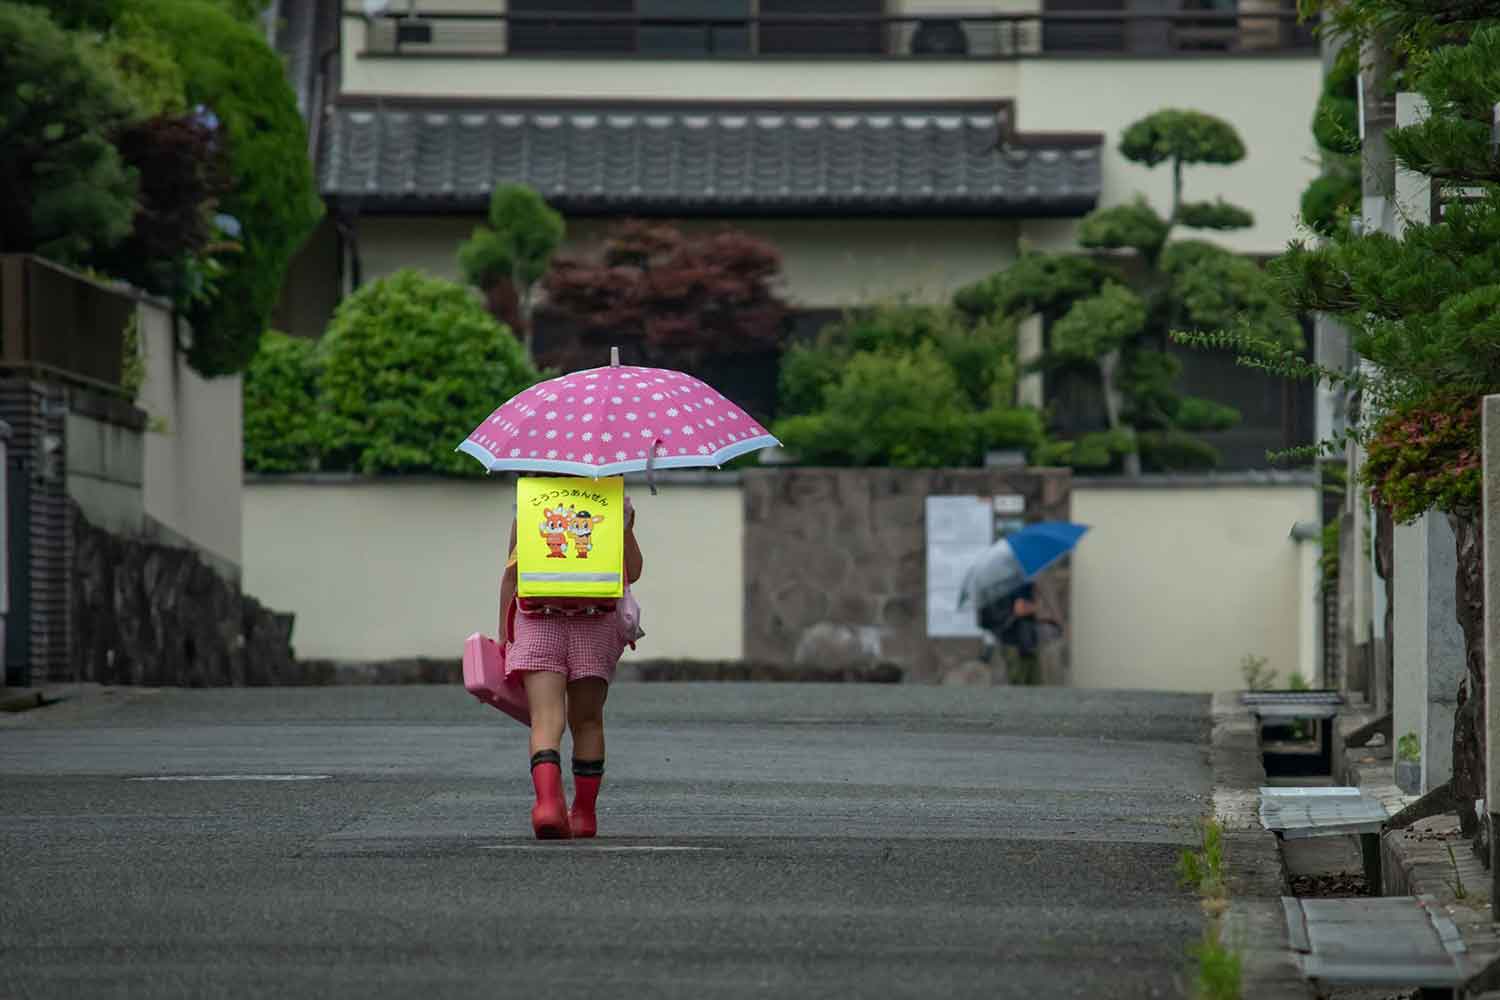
left=319, top=103, right=1103, bottom=215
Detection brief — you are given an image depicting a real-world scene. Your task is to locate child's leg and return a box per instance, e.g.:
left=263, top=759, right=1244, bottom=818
left=566, top=678, right=609, bottom=838
left=524, top=670, right=567, bottom=756
left=522, top=670, right=570, bottom=839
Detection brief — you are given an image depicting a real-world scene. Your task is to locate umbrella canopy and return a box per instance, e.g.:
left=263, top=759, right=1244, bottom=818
left=458, top=357, right=780, bottom=477
left=958, top=521, right=1089, bottom=610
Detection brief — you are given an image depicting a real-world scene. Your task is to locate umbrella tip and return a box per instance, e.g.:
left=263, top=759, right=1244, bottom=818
left=610, top=346, right=620, bottom=367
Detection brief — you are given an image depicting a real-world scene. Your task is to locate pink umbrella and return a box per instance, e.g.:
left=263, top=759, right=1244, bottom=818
left=457, top=349, right=780, bottom=481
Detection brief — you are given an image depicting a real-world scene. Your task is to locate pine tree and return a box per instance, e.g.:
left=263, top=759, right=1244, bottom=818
left=957, top=109, right=1302, bottom=475
left=1178, top=1, right=1500, bottom=819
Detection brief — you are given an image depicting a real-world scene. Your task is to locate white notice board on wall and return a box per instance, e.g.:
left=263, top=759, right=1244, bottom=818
left=925, top=495, right=993, bottom=637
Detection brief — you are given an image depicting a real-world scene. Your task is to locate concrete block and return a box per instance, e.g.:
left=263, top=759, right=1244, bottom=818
left=1483, top=396, right=1500, bottom=812
left=1421, top=513, right=1464, bottom=792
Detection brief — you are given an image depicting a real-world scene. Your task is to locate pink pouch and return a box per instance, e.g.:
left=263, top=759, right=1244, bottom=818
left=618, top=580, right=644, bottom=649
left=462, top=632, right=530, bottom=726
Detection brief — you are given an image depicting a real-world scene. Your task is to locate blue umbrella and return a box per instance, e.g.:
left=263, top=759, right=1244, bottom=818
left=958, top=521, right=1089, bottom=610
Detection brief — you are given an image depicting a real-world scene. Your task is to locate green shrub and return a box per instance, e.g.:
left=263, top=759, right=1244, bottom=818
left=954, top=254, right=1112, bottom=322
left=127, top=0, right=322, bottom=376
left=774, top=346, right=1029, bottom=468
left=1034, top=428, right=1136, bottom=470
left=1362, top=393, right=1482, bottom=522
left=1313, top=92, right=1361, bottom=156
left=773, top=303, right=1039, bottom=468
left=1300, top=171, right=1361, bottom=236
left=317, top=270, right=540, bottom=476
left=0, top=2, right=138, bottom=264
left=1078, top=196, right=1170, bottom=255
left=1140, top=429, right=1221, bottom=472
left=777, top=340, right=847, bottom=417
left=1175, top=397, right=1241, bottom=433
left=243, top=332, right=323, bottom=473
left=1118, top=109, right=1246, bottom=167
left=1320, top=518, right=1341, bottom=589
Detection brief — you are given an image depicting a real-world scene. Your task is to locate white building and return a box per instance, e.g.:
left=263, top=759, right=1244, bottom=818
left=272, top=1, right=1322, bottom=344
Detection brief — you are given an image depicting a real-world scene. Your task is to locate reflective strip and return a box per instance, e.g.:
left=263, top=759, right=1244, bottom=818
left=522, top=572, right=621, bottom=584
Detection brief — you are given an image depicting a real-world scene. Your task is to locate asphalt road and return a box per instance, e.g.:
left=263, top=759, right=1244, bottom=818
left=0, top=684, right=1212, bottom=999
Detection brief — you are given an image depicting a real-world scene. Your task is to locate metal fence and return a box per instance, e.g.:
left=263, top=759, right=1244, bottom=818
left=0, top=255, right=133, bottom=395
left=348, top=6, right=1315, bottom=59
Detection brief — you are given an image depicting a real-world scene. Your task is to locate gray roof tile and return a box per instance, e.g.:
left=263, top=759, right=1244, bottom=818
left=320, top=103, right=1102, bottom=215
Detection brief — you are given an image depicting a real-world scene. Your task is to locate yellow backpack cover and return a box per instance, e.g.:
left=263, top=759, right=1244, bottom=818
left=515, top=476, right=626, bottom=599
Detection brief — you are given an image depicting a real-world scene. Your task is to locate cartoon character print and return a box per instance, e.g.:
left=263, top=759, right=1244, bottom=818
left=567, top=510, right=606, bottom=560
left=540, top=505, right=573, bottom=558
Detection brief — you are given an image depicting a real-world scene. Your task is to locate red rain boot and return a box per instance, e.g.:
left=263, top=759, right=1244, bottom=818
left=530, top=750, right=571, bottom=840
left=570, top=759, right=605, bottom=839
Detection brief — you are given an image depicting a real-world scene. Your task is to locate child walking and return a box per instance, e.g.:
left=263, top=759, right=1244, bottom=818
left=499, top=497, right=643, bottom=840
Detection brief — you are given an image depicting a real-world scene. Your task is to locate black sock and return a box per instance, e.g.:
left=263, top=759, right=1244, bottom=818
left=572, top=758, right=605, bottom=778
left=530, top=749, right=561, bottom=770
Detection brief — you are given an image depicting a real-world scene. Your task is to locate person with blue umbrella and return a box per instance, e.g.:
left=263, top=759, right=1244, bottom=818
left=959, top=522, right=1089, bottom=680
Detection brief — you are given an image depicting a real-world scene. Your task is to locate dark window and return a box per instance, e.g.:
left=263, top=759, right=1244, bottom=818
left=509, top=0, right=635, bottom=54
left=1040, top=315, right=1316, bottom=471
left=638, top=0, right=751, bottom=55
left=1041, top=0, right=1126, bottom=53
left=1174, top=0, right=1239, bottom=52
left=759, top=0, right=886, bottom=55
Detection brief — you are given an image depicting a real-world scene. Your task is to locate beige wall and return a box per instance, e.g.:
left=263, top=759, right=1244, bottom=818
left=356, top=215, right=1020, bottom=311
left=245, top=477, right=1321, bottom=692
left=65, top=411, right=145, bottom=539
left=1015, top=58, right=1323, bottom=255
left=341, top=43, right=1021, bottom=102
left=241, top=478, right=743, bottom=662
left=137, top=301, right=244, bottom=572
left=1068, top=483, right=1320, bottom=692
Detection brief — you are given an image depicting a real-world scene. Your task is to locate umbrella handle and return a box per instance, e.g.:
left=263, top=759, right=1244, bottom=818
left=646, top=437, right=660, bottom=496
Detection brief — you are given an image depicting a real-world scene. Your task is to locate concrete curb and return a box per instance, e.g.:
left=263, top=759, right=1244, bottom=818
left=1209, top=690, right=1316, bottom=1000
left=0, top=685, right=75, bottom=713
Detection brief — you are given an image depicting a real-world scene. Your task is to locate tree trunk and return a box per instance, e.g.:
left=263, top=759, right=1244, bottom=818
left=1098, top=350, right=1142, bottom=477
left=1450, top=512, right=1486, bottom=836
left=1376, top=504, right=1395, bottom=715
left=483, top=277, right=523, bottom=342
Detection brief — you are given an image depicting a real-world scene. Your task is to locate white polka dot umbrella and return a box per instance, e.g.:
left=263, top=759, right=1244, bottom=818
left=457, top=350, right=781, bottom=480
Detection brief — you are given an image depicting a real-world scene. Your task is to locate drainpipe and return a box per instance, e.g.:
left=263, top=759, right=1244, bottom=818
left=333, top=199, right=364, bottom=295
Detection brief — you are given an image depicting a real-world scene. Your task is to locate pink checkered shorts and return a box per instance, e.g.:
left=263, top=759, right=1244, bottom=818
left=506, top=610, right=624, bottom=684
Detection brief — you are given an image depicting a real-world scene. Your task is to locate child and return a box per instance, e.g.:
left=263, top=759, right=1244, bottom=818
left=499, top=495, right=643, bottom=840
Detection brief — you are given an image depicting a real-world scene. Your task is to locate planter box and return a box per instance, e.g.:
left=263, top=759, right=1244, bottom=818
left=1395, top=758, right=1422, bottom=795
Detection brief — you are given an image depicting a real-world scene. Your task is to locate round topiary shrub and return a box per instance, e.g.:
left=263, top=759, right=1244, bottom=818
left=317, top=270, right=541, bottom=476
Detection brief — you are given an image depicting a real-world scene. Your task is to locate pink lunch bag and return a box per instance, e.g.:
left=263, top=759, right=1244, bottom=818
left=462, top=599, right=530, bottom=726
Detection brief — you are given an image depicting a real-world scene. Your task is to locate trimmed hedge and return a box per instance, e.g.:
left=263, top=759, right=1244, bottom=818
left=245, top=271, right=542, bottom=477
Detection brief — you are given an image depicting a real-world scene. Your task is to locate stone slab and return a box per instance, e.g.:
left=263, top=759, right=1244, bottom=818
left=1284, top=894, right=1474, bottom=986
left=1260, top=786, right=1389, bottom=838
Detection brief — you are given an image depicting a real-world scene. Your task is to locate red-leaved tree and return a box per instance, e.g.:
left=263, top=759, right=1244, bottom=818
left=540, top=220, right=788, bottom=372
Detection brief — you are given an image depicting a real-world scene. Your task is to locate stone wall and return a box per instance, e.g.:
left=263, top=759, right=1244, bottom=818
left=72, top=504, right=298, bottom=686
left=742, top=467, right=1072, bottom=685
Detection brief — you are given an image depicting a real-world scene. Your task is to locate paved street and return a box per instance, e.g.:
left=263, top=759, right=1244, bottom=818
left=1, top=684, right=1210, bottom=999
